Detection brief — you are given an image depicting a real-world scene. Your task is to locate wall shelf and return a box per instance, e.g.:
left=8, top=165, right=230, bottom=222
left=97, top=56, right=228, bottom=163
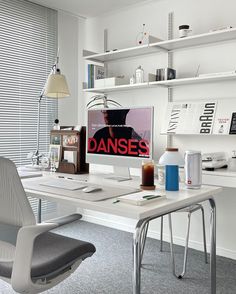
left=84, top=28, right=236, bottom=63
left=151, top=27, right=236, bottom=51
left=83, top=43, right=163, bottom=63
left=83, top=82, right=149, bottom=94
left=150, top=73, right=236, bottom=88
left=83, top=73, right=236, bottom=94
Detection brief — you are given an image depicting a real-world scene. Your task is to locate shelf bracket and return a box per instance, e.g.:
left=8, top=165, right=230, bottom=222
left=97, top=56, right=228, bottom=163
left=167, top=11, right=174, bottom=148
left=104, top=29, right=109, bottom=77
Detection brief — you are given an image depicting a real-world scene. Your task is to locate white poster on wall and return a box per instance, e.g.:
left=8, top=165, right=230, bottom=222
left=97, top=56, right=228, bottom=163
left=162, top=101, right=217, bottom=135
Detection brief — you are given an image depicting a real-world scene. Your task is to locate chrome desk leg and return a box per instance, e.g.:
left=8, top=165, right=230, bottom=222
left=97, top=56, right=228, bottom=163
left=200, top=206, right=208, bottom=264
left=133, top=219, right=149, bottom=294
left=160, top=216, right=164, bottom=252
left=209, top=198, right=216, bottom=294
left=37, top=198, right=42, bottom=223
left=168, top=214, right=178, bottom=278
left=141, top=222, right=149, bottom=262
left=178, top=212, right=191, bottom=279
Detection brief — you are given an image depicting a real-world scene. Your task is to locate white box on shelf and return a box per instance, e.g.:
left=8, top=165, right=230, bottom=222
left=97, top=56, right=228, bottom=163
left=94, top=77, right=128, bottom=88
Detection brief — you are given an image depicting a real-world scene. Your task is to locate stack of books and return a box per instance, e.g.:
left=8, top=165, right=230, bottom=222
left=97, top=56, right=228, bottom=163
left=88, top=64, right=106, bottom=88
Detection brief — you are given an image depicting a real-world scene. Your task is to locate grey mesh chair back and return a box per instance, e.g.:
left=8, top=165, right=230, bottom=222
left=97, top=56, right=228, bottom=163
left=0, top=157, right=35, bottom=227
left=0, top=157, right=96, bottom=293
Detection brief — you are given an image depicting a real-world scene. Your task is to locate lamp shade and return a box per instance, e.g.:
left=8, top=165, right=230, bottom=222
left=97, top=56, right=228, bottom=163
left=159, top=148, right=184, bottom=166
left=44, top=73, right=70, bottom=98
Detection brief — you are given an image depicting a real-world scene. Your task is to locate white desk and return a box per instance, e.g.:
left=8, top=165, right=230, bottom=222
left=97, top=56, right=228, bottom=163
left=180, top=168, right=236, bottom=188
left=22, top=172, right=222, bottom=294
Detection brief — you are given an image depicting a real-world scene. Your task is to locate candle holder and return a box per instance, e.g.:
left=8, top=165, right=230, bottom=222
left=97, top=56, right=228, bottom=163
left=140, top=159, right=156, bottom=190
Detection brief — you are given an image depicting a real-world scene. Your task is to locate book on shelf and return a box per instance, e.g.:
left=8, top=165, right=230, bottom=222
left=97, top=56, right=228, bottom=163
left=88, top=64, right=106, bottom=88
left=162, top=101, right=217, bottom=135
left=212, top=99, right=236, bottom=135
left=162, top=99, right=236, bottom=135
left=230, top=112, right=236, bottom=134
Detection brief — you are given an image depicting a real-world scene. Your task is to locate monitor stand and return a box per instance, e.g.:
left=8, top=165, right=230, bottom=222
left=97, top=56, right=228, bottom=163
left=105, top=166, right=132, bottom=182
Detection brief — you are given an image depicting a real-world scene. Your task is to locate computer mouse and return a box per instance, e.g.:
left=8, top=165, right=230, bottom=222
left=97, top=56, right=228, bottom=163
left=82, top=186, right=102, bottom=193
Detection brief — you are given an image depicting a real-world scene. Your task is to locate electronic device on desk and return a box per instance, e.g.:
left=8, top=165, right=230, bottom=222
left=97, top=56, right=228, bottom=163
left=50, top=126, right=89, bottom=174
left=86, top=107, right=154, bottom=181
left=202, top=152, right=228, bottom=171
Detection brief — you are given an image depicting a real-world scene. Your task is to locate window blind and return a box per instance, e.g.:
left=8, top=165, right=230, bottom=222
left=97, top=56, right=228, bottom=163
left=0, top=0, right=58, bottom=166
left=0, top=0, right=58, bottom=219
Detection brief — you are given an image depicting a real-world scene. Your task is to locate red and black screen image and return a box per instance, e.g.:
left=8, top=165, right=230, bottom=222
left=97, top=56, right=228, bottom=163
left=87, top=108, right=152, bottom=158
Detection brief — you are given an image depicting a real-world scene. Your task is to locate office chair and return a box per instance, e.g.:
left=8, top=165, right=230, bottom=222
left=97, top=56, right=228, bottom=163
left=141, top=205, right=207, bottom=279
left=0, top=157, right=96, bottom=293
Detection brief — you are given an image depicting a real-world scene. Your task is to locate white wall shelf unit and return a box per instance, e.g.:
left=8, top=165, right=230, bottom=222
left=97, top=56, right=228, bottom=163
left=84, top=27, right=236, bottom=94
left=83, top=73, right=236, bottom=94
left=84, top=28, right=236, bottom=63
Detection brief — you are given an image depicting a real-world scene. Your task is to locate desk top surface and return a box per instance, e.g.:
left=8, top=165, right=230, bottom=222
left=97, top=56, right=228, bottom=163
left=22, top=171, right=222, bottom=220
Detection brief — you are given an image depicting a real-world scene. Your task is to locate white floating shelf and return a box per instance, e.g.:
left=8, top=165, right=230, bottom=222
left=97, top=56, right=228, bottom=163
left=150, top=73, right=236, bottom=87
left=83, top=82, right=149, bottom=94
left=151, top=27, right=236, bottom=51
left=160, top=132, right=235, bottom=136
left=84, top=44, right=163, bottom=63
left=84, top=28, right=236, bottom=63
left=84, top=73, right=236, bottom=93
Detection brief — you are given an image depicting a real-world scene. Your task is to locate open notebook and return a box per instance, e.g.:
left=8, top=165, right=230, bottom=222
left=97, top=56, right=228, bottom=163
left=117, top=191, right=166, bottom=206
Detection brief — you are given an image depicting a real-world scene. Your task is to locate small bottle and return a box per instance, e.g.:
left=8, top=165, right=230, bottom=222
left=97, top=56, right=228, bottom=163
left=218, top=125, right=224, bottom=134
left=159, top=148, right=184, bottom=191
left=53, top=119, right=60, bottom=130
left=135, top=66, right=144, bottom=84
left=228, top=151, right=236, bottom=172
left=130, top=75, right=136, bottom=84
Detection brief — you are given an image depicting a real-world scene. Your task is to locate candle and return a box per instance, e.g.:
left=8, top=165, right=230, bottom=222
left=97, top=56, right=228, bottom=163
left=142, top=160, right=154, bottom=186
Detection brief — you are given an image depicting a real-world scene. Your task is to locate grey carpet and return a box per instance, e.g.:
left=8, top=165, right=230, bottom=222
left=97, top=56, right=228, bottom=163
left=0, top=220, right=235, bottom=294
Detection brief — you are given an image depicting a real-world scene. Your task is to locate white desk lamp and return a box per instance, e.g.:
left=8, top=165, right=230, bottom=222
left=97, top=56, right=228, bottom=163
left=31, top=53, right=70, bottom=167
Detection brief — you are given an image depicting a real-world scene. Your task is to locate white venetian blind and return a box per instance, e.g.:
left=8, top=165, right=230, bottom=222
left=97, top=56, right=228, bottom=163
left=0, top=0, right=58, bottom=166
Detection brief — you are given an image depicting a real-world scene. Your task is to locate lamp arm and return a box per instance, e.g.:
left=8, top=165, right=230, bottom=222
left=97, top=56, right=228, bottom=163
left=34, top=76, right=48, bottom=163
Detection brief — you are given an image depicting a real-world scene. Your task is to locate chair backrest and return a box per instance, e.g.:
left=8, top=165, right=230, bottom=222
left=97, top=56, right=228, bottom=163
left=0, top=157, right=35, bottom=227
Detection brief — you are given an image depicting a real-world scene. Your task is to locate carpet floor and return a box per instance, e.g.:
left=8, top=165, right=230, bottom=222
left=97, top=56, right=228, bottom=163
left=0, top=220, right=235, bottom=294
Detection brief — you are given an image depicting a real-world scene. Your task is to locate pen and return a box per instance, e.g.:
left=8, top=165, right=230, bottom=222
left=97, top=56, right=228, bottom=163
left=57, top=176, right=87, bottom=182
left=142, top=195, right=162, bottom=200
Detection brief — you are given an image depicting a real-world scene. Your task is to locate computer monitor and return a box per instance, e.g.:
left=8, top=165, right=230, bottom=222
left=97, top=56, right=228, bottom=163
left=86, top=106, right=153, bottom=181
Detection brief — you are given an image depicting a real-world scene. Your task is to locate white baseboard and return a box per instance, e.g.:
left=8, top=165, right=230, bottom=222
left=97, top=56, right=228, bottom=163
left=82, top=212, right=236, bottom=261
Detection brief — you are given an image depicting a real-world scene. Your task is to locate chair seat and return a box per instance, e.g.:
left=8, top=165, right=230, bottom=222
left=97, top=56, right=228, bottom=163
left=0, top=232, right=96, bottom=281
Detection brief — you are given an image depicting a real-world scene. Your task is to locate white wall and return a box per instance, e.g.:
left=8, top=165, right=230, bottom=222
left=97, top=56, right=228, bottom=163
left=57, top=11, right=79, bottom=126
left=78, top=0, right=236, bottom=260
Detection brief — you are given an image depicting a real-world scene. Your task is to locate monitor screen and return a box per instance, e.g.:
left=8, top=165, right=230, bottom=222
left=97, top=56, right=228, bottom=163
left=87, top=107, right=153, bottom=163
